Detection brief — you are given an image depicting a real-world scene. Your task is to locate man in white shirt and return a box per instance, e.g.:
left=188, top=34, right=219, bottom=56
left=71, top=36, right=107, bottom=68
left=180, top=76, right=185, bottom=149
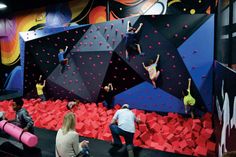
left=110, top=104, right=140, bottom=157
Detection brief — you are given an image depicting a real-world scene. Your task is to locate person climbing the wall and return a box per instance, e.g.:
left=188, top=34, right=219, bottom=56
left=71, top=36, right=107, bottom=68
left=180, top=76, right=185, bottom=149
left=142, top=54, right=160, bottom=88
left=183, top=78, right=196, bottom=119
left=104, top=83, right=114, bottom=109
left=36, top=75, right=46, bottom=101
left=58, top=46, right=69, bottom=73
left=125, top=21, right=144, bottom=61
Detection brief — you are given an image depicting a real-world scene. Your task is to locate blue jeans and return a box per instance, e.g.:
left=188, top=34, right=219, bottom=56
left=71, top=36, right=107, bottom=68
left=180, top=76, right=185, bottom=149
left=39, top=94, right=46, bottom=101
left=109, top=124, right=134, bottom=147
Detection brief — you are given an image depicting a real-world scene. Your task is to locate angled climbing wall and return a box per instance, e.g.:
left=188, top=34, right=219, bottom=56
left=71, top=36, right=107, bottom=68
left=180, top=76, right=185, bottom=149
left=21, top=15, right=214, bottom=114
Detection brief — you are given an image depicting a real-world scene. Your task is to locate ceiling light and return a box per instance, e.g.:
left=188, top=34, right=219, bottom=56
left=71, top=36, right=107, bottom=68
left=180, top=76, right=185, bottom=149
left=0, top=3, right=7, bottom=9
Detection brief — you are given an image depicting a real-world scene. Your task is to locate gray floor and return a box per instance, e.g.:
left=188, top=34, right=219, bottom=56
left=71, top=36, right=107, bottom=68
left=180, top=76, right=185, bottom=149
left=0, top=127, right=190, bottom=157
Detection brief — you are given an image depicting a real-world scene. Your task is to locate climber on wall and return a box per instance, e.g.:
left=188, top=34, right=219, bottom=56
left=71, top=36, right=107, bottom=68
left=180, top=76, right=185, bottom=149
left=125, top=21, right=144, bottom=61
left=142, top=54, right=160, bottom=88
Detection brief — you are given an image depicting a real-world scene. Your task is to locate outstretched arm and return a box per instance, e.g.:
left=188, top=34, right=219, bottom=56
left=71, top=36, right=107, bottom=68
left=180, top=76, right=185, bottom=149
left=154, top=54, right=160, bottom=65
left=39, top=75, right=42, bottom=81
left=43, top=80, right=46, bottom=87
left=142, top=62, right=147, bottom=71
left=108, top=83, right=113, bottom=91
left=127, top=21, right=131, bottom=32
left=135, top=23, right=143, bottom=34
left=64, top=46, right=68, bottom=52
left=187, top=78, right=191, bottom=91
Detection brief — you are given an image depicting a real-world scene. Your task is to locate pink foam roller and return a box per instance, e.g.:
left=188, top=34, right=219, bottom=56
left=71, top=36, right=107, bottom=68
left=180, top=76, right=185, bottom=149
left=0, top=120, right=38, bottom=147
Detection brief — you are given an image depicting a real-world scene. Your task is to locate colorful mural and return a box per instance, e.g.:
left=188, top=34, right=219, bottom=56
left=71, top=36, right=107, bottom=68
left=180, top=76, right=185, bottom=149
left=0, top=0, right=217, bottom=66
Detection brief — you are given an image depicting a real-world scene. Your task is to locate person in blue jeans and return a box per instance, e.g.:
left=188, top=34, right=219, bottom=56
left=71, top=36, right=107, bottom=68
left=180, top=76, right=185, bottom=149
left=58, top=46, right=69, bottom=73
left=110, top=104, right=140, bottom=157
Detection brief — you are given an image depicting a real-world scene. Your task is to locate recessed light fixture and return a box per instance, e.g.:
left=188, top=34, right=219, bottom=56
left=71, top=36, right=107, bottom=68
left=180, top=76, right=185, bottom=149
left=0, top=3, right=7, bottom=9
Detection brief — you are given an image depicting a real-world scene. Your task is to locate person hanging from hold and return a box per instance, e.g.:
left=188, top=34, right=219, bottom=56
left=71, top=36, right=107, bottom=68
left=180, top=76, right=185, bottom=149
left=58, top=46, right=69, bottom=73
left=104, top=83, right=115, bottom=109
left=36, top=75, right=46, bottom=101
left=142, top=54, right=160, bottom=88
left=125, top=21, right=144, bottom=61
left=183, top=78, right=196, bottom=119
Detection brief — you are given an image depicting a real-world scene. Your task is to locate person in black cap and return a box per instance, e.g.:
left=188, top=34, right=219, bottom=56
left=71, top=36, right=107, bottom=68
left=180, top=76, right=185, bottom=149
left=109, top=104, right=140, bottom=157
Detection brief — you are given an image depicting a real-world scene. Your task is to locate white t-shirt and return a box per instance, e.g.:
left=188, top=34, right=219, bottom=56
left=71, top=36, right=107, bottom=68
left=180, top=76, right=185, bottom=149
left=112, top=109, right=136, bottom=133
left=55, top=129, right=82, bottom=157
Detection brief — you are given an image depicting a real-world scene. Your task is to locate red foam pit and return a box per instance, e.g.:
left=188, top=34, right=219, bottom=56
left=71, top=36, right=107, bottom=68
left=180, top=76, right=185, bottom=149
left=91, top=130, right=98, bottom=138
left=185, top=133, right=192, bottom=139
left=103, top=133, right=112, bottom=141
left=144, top=140, right=152, bottom=146
left=134, top=139, right=142, bottom=146
left=106, top=110, right=113, bottom=116
left=207, top=141, right=216, bottom=152
left=192, top=123, right=202, bottom=132
left=138, top=124, right=148, bottom=132
left=91, top=121, right=99, bottom=130
left=164, top=142, right=173, bottom=150
left=168, top=112, right=179, bottom=119
left=195, top=136, right=206, bottom=147
left=140, top=132, right=151, bottom=142
left=186, top=139, right=195, bottom=148
left=114, top=104, right=121, bottom=110
left=175, top=126, right=184, bottom=132
left=154, top=143, right=165, bottom=151
left=162, top=125, right=170, bottom=132
left=171, top=140, right=180, bottom=147
left=139, top=114, right=147, bottom=123
left=182, top=147, right=193, bottom=156
left=76, top=123, right=85, bottom=132
left=83, top=130, right=92, bottom=137
left=152, top=134, right=165, bottom=145
left=158, top=119, right=166, bottom=125
left=195, top=146, right=208, bottom=156
left=193, top=119, right=201, bottom=124
left=202, top=112, right=212, bottom=120
left=48, top=120, right=57, bottom=128
left=34, top=119, right=41, bottom=128
left=179, top=140, right=188, bottom=149
left=173, top=146, right=183, bottom=154
left=182, top=127, right=189, bottom=135
left=166, top=134, right=175, bottom=142
left=134, top=130, right=141, bottom=139
left=203, top=121, right=212, bottom=129
left=150, top=142, right=159, bottom=149
left=97, top=103, right=104, bottom=108
left=147, top=119, right=156, bottom=126
left=146, top=113, right=154, bottom=122
left=41, top=116, right=52, bottom=125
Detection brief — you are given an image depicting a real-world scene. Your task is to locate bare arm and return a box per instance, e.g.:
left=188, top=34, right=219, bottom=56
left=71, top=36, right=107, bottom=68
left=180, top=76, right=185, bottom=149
left=39, top=75, right=42, bottom=81
left=154, top=54, right=160, bottom=65
left=187, top=78, right=191, bottom=91
left=64, top=46, right=68, bottom=53
left=43, top=80, right=46, bottom=87
left=127, top=21, right=131, bottom=32
left=142, top=62, right=147, bottom=71
left=109, top=83, right=113, bottom=91
left=135, top=23, right=143, bottom=34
